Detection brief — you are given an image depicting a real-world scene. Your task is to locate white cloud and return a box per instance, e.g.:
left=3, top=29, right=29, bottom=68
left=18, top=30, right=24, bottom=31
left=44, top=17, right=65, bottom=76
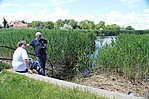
left=143, top=9, right=149, bottom=13
left=25, top=0, right=80, bottom=7
left=120, top=0, right=128, bottom=2
left=0, top=3, right=18, bottom=9
left=51, top=7, right=70, bottom=22
left=72, top=14, right=97, bottom=22
left=96, top=9, right=149, bottom=30
left=0, top=10, right=35, bottom=23
left=120, top=0, right=141, bottom=3
left=16, top=9, right=51, bottom=22
left=119, top=0, right=142, bottom=8
left=50, top=0, right=79, bottom=6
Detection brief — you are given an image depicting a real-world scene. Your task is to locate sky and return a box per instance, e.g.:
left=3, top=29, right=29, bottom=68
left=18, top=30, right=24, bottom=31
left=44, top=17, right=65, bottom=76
left=0, top=0, right=149, bottom=30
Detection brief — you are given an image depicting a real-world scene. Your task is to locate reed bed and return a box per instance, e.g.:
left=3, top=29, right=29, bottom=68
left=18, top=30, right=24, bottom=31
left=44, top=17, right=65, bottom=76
left=0, top=29, right=96, bottom=79
left=97, top=34, right=149, bottom=83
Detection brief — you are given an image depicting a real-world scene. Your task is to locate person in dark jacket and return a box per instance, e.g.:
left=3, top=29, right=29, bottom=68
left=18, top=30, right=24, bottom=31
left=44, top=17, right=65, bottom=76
left=27, top=32, right=48, bottom=73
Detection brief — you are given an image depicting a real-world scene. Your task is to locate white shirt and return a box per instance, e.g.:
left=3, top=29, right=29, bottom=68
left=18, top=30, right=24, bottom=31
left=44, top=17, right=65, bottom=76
left=12, top=47, right=28, bottom=71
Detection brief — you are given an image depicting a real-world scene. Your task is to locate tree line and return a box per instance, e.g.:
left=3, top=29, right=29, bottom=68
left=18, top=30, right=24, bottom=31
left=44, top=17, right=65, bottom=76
left=27, top=19, right=135, bottom=30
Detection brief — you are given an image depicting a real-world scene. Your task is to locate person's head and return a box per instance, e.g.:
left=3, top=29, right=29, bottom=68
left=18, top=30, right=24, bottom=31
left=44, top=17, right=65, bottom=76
left=35, top=32, right=42, bottom=40
left=18, top=41, right=27, bottom=49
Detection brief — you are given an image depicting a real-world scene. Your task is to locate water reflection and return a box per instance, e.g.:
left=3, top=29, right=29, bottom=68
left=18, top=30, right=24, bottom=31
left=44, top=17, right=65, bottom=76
left=96, top=36, right=117, bottom=48
left=78, top=36, right=118, bottom=78
left=94, top=36, right=117, bottom=56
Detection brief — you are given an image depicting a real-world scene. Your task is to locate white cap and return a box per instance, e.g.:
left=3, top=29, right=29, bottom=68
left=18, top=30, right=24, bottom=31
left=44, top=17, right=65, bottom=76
left=35, top=32, right=41, bottom=36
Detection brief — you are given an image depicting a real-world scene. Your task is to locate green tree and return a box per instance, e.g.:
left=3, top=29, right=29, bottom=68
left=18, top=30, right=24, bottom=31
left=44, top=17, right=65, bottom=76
left=96, top=21, right=105, bottom=30
left=54, top=19, right=64, bottom=29
left=105, top=24, right=121, bottom=30
left=88, top=21, right=95, bottom=29
left=30, top=21, right=44, bottom=29
left=79, top=20, right=95, bottom=29
left=62, top=19, right=79, bottom=29
left=63, top=19, right=70, bottom=24
left=79, top=20, right=87, bottom=29
left=28, top=23, right=32, bottom=27
left=125, top=26, right=135, bottom=30
left=21, top=20, right=26, bottom=24
left=43, top=21, right=54, bottom=29
left=116, top=25, right=121, bottom=30
left=105, top=25, right=111, bottom=30
left=68, top=19, right=78, bottom=29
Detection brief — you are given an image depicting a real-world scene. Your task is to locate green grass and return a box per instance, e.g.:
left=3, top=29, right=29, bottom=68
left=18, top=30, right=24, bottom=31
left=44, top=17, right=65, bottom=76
left=0, top=61, right=11, bottom=71
left=0, top=70, right=108, bottom=99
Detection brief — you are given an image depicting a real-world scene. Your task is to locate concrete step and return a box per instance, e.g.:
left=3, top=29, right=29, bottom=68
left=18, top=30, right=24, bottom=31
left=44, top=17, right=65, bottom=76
left=6, top=68, right=146, bottom=99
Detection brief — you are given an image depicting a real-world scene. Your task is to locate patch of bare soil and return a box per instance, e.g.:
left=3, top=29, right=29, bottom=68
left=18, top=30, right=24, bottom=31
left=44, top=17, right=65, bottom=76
left=74, top=74, right=149, bottom=97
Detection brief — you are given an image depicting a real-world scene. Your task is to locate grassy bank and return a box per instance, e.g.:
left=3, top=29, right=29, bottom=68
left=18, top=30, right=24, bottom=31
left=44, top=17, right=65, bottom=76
left=0, top=70, right=108, bottom=99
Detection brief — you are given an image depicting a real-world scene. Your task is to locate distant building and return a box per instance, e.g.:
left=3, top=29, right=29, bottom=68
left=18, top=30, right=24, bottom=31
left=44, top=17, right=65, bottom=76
left=8, top=20, right=28, bottom=28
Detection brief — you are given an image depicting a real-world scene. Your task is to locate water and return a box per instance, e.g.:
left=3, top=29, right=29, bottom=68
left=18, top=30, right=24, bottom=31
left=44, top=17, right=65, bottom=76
left=94, top=36, right=117, bottom=56
left=79, top=36, right=117, bottom=78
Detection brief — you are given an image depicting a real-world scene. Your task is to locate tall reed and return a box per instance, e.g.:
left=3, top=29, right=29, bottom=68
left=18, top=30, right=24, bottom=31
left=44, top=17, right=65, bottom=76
left=0, top=29, right=96, bottom=79
left=97, top=34, right=149, bottom=83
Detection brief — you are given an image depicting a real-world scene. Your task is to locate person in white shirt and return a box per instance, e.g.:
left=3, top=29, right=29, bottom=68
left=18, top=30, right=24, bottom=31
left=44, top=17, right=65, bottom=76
left=12, top=41, right=32, bottom=74
left=12, top=41, right=45, bottom=75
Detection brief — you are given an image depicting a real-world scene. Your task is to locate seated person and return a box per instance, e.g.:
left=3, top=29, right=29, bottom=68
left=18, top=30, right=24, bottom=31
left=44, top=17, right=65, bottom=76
left=12, top=40, right=45, bottom=76
left=28, top=58, right=45, bottom=75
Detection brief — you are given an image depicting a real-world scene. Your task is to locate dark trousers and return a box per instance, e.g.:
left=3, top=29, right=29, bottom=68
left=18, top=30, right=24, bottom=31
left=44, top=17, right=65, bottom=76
left=16, top=61, right=45, bottom=76
left=36, top=55, right=46, bottom=73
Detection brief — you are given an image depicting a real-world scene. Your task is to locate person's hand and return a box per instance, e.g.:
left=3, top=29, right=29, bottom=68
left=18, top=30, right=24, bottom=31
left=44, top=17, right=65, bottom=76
left=28, top=69, right=33, bottom=74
